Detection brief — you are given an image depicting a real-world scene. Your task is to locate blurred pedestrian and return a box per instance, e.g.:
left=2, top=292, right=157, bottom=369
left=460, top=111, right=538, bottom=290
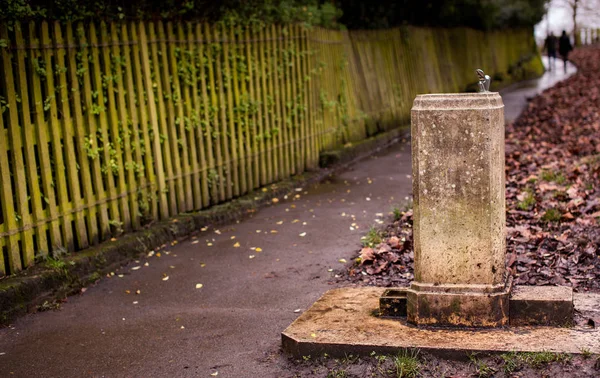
left=543, top=32, right=557, bottom=71
left=559, top=30, right=573, bottom=73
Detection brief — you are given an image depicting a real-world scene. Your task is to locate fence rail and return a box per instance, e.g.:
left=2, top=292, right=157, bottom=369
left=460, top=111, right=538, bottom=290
left=0, top=21, right=541, bottom=276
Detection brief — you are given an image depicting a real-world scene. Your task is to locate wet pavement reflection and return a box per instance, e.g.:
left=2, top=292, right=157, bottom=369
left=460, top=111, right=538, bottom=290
left=500, top=56, right=577, bottom=123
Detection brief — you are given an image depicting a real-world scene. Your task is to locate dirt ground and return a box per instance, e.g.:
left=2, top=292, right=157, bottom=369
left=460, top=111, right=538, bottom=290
left=276, top=351, right=600, bottom=378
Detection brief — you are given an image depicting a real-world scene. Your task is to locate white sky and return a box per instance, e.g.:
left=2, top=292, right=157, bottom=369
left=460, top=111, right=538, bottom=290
left=534, top=0, right=600, bottom=42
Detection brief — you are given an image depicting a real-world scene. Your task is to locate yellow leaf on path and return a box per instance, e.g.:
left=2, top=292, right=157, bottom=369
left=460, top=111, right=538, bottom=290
left=233, top=242, right=240, bottom=248
left=230, top=236, right=236, bottom=240
left=292, top=219, right=299, bottom=223
left=200, top=227, right=208, bottom=231
left=191, top=240, right=199, bottom=244
left=255, top=247, right=263, bottom=252
left=249, top=255, right=255, bottom=259
left=310, top=333, right=317, bottom=338
left=276, top=221, right=284, bottom=225
left=270, top=230, right=278, bottom=234
left=195, top=283, right=203, bottom=289
left=131, top=266, right=141, bottom=270
left=339, top=258, right=347, bottom=263
left=272, top=198, right=279, bottom=203
left=211, top=372, right=219, bottom=377
left=256, top=230, right=262, bottom=233
left=136, top=290, right=141, bottom=295
left=125, top=290, right=131, bottom=294
left=207, top=243, right=213, bottom=246
left=299, top=232, right=306, bottom=237
left=162, top=276, right=169, bottom=281
left=200, top=263, right=206, bottom=268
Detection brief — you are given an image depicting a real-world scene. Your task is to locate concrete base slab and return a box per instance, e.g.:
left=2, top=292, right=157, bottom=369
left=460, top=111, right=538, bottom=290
left=510, top=285, right=573, bottom=326
left=282, top=287, right=600, bottom=358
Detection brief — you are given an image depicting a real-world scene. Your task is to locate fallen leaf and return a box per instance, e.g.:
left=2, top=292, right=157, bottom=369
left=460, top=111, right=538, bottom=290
left=162, top=276, right=169, bottom=281
left=359, top=247, right=375, bottom=263
left=339, top=258, right=347, bottom=263
left=131, top=266, right=141, bottom=270
left=233, top=242, right=240, bottom=248
left=195, top=283, right=203, bottom=289
left=255, top=247, right=263, bottom=252
left=299, top=232, right=306, bottom=237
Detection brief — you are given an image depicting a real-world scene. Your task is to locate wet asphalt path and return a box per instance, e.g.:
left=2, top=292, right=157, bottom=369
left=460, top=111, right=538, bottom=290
left=0, top=59, right=575, bottom=377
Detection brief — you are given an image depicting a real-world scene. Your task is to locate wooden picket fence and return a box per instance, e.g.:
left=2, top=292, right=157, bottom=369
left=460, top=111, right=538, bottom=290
left=0, top=21, right=538, bottom=276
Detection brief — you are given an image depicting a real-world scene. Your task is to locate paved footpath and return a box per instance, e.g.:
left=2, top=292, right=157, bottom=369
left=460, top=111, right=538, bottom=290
left=0, top=62, right=575, bottom=378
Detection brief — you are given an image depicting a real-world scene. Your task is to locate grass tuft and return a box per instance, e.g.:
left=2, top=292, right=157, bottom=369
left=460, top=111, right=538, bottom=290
left=393, top=349, right=420, bottom=378
left=362, top=226, right=383, bottom=247
left=541, top=208, right=562, bottom=222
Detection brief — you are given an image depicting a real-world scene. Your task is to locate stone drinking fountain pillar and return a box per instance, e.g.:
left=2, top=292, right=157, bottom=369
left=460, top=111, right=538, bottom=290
left=407, top=89, right=510, bottom=327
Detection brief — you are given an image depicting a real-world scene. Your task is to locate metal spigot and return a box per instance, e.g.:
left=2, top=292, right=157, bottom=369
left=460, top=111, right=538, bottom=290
left=476, top=69, right=491, bottom=92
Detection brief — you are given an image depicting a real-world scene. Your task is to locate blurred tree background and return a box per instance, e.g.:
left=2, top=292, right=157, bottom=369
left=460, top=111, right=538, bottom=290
left=1, top=0, right=547, bottom=29
left=339, top=0, right=548, bottom=30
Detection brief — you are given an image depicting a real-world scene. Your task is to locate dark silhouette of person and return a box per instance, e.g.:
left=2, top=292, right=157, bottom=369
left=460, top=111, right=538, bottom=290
left=543, top=32, right=557, bottom=70
left=559, top=30, right=573, bottom=73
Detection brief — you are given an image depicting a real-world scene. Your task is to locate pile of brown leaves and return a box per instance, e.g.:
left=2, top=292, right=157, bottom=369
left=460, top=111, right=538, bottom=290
left=344, top=47, right=600, bottom=292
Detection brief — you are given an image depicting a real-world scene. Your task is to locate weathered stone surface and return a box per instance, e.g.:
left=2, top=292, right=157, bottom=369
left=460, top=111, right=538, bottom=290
left=282, top=287, right=600, bottom=358
left=509, top=285, right=573, bottom=326
left=411, top=93, right=505, bottom=286
left=408, top=93, right=508, bottom=327
left=407, top=283, right=510, bottom=327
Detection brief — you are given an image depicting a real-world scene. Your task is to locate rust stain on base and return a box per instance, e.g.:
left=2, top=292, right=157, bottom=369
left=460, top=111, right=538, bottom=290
left=281, top=287, right=600, bottom=358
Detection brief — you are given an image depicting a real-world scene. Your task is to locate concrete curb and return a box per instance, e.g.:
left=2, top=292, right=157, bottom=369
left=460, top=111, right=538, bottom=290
left=0, top=126, right=408, bottom=325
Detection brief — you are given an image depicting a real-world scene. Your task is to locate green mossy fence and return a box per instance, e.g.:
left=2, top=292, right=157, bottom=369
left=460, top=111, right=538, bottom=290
left=0, top=21, right=540, bottom=276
